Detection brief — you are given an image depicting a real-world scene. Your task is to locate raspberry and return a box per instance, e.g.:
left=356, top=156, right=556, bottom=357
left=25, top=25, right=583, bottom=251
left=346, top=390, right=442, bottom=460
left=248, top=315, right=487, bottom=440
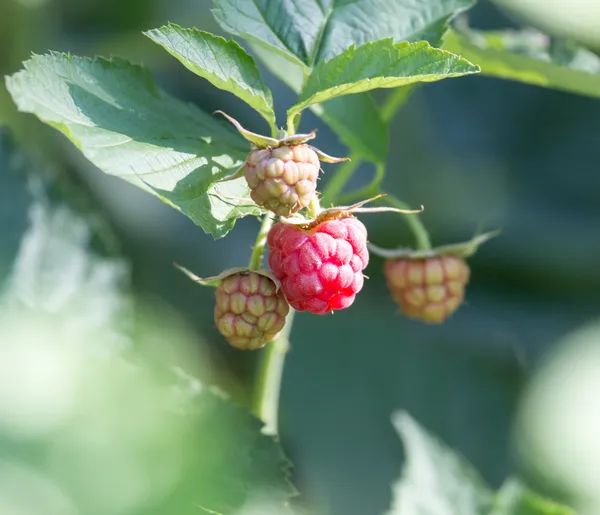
left=267, top=216, right=369, bottom=314
left=245, top=145, right=320, bottom=217
left=384, top=256, right=470, bottom=323
left=214, top=272, right=289, bottom=350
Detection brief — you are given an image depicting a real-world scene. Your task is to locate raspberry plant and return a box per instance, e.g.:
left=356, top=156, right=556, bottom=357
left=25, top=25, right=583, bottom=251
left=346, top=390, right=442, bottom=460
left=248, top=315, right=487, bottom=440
left=6, top=0, right=600, bottom=513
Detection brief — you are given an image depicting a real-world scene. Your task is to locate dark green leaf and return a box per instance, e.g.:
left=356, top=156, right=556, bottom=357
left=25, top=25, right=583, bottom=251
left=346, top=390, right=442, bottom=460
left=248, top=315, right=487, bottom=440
left=443, top=28, right=600, bottom=99
left=212, top=0, right=476, bottom=67
left=0, top=315, right=297, bottom=515
left=6, top=53, right=263, bottom=239
left=289, top=40, right=479, bottom=117
left=249, top=43, right=388, bottom=162
left=160, top=386, right=297, bottom=515
left=310, top=95, right=387, bottom=163
left=386, top=411, right=494, bottom=514
left=144, top=24, right=276, bottom=132
left=492, top=480, right=576, bottom=515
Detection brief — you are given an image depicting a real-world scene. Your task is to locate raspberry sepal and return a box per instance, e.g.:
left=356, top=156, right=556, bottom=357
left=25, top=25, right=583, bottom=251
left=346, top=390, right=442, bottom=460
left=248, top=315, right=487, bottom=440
left=369, top=230, right=500, bottom=260
left=174, top=263, right=281, bottom=289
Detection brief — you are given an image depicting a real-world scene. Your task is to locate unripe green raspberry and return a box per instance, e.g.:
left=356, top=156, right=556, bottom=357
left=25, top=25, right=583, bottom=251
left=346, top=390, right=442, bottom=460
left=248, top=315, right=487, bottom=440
left=384, top=255, right=470, bottom=323
left=245, top=144, right=320, bottom=217
left=214, top=272, right=289, bottom=350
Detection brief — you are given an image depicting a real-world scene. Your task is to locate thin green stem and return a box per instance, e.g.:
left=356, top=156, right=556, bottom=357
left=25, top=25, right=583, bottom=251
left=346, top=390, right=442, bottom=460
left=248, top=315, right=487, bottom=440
left=307, top=194, right=322, bottom=219
left=380, top=85, right=417, bottom=123
left=384, top=194, right=432, bottom=251
left=249, top=214, right=274, bottom=271
left=321, top=156, right=361, bottom=206
left=286, top=111, right=301, bottom=136
left=338, top=162, right=386, bottom=205
left=248, top=212, right=291, bottom=435
left=285, top=67, right=311, bottom=135
left=252, top=309, right=295, bottom=435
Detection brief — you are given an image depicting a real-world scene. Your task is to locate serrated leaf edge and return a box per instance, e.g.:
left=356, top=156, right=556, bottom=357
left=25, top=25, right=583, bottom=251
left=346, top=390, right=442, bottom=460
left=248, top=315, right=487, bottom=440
left=288, top=39, right=480, bottom=118
left=144, top=23, right=277, bottom=130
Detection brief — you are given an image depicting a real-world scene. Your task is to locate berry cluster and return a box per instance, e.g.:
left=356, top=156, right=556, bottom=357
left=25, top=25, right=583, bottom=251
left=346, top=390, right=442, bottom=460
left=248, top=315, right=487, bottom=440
left=179, top=113, right=482, bottom=349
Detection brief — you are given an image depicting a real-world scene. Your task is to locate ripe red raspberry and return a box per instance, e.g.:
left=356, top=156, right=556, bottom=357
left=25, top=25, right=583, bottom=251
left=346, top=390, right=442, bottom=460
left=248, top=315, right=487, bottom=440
left=214, top=272, right=289, bottom=350
left=384, top=255, right=470, bottom=323
left=245, top=144, right=320, bottom=217
left=267, top=216, right=369, bottom=314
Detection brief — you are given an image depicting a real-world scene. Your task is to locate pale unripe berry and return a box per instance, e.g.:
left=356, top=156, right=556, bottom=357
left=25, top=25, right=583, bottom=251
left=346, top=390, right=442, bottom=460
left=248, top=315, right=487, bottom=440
left=384, top=255, right=470, bottom=323
left=245, top=144, right=320, bottom=217
left=214, top=272, right=289, bottom=350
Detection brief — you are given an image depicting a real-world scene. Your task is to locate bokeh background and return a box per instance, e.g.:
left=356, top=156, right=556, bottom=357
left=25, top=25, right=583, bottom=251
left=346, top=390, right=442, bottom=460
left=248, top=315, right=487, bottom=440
left=1, top=0, right=600, bottom=514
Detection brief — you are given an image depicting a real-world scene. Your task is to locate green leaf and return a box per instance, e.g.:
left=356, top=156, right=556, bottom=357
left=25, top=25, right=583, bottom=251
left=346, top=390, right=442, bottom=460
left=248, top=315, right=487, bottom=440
left=164, top=386, right=297, bottom=515
left=249, top=42, right=388, bottom=162
left=6, top=52, right=263, bottom=239
left=289, top=39, right=479, bottom=118
left=310, top=95, right=387, bottom=163
left=212, top=0, right=476, bottom=67
left=144, top=24, right=277, bottom=132
left=385, top=412, right=575, bottom=515
left=443, top=27, right=600, bottom=99
left=492, top=480, right=576, bottom=515
left=386, top=411, right=494, bottom=515
left=0, top=314, right=297, bottom=515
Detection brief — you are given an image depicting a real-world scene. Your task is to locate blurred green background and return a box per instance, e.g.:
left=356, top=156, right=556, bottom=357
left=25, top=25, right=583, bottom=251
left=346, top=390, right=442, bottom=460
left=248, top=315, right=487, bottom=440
left=1, top=0, right=599, bottom=514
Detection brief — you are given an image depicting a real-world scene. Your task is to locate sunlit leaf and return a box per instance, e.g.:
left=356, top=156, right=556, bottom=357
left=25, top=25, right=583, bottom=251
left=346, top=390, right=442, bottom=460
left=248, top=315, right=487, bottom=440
left=443, top=27, right=600, bottom=99
left=386, top=411, right=494, bottom=515
left=6, top=53, right=263, bottom=239
left=144, top=24, right=276, bottom=132
left=249, top=43, right=387, bottom=162
left=289, top=39, right=479, bottom=118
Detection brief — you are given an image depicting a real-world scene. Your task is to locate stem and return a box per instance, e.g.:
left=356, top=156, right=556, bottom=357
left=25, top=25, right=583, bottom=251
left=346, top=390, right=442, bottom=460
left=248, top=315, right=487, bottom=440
left=248, top=212, right=291, bottom=435
left=249, top=214, right=274, bottom=271
left=286, top=111, right=301, bottom=136
left=384, top=194, right=432, bottom=251
left=321, top=156, right=361, bottom=206
left=252, top=309, right=295, bottom=435
left=267, top=119, right=279, bottom=139
left=338, top=161, right=386, bottom=205
left=307, top=194, right=322, bottom=219
left=380, top=85, right=417, bottom=123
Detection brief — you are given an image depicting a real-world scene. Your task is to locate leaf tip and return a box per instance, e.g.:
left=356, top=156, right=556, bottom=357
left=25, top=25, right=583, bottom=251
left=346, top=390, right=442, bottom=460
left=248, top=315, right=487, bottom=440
left=390, top=409, right=415, bottom=435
